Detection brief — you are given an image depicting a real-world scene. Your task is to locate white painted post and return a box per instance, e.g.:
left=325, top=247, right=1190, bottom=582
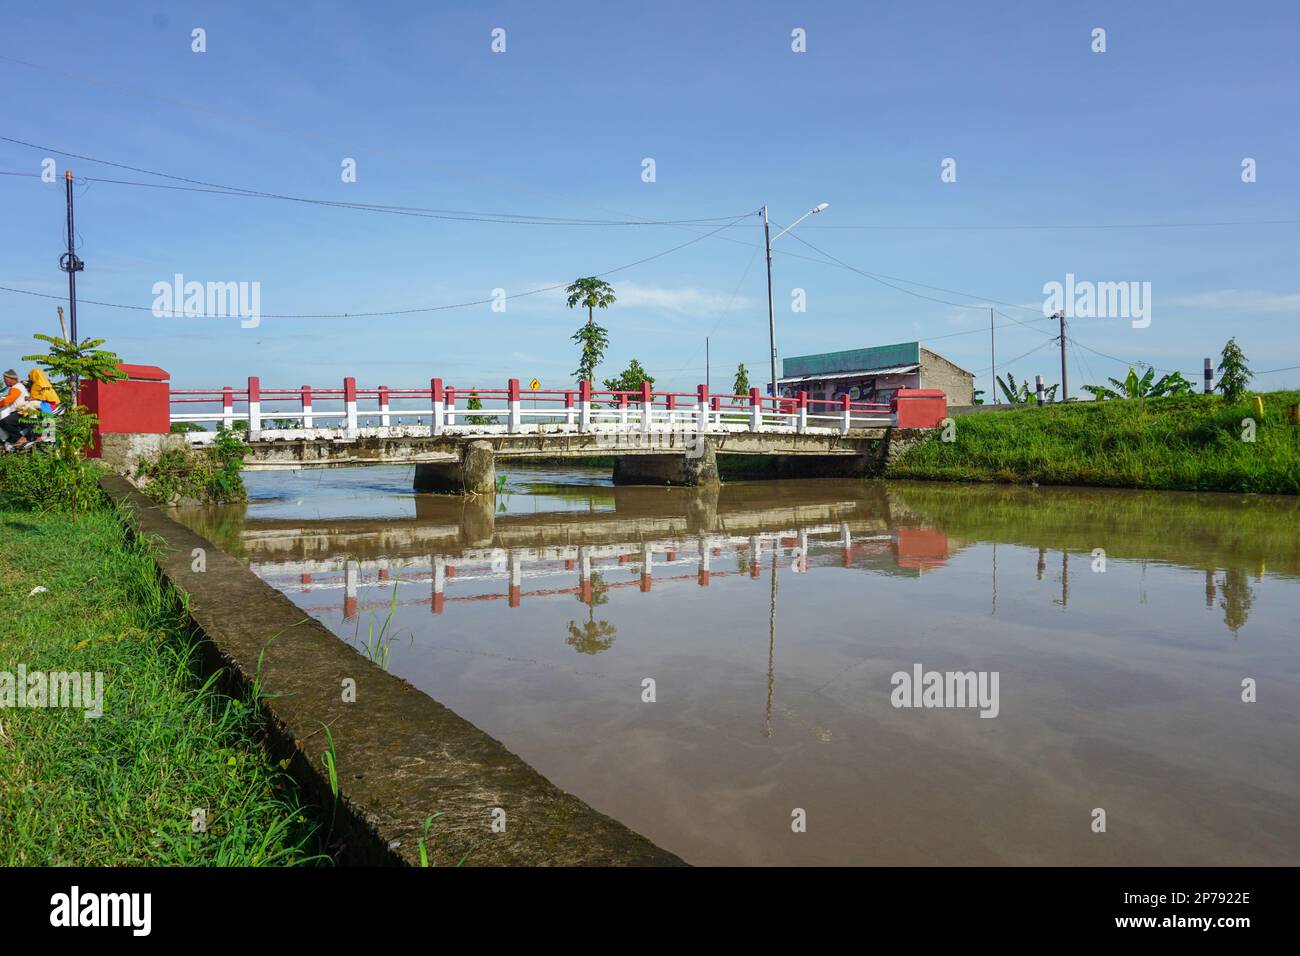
left=697, top=384, right=710, bottom=433
left=565, top=391, right=576, bottom=428
left=508, top=378, right=522, bottom=433
left=300, top=385, right=314, bottom=429
left=579, top=380, right=593, bottom=431
left=619, top=392, right=629, bottom=427
left=445, top=387, right=456, bottom=428
left=841, top=393, right=852, bottom=435
left=247, top=376, right=261, bottom=433
left=797, top=390, right=808, bottom=433
left=222, top=386, right=234, bottom=430
left=379, top=386, right=391, bottom=427
left=430, top=379, right=444, bottom=436
left=640, top=381, right=652, bottom=436
left=750, top=387, right=762, bottom=432
left=344, top=377, right=359, bottom=434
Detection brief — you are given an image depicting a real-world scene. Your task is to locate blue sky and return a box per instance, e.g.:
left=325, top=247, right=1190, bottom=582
left=2, top=0, right=1297, bottom=398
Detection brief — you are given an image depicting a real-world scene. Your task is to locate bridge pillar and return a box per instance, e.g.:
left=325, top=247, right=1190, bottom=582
left=611, top=438, right=720, bottom=487
left=412, top=439, right=496, bottom=495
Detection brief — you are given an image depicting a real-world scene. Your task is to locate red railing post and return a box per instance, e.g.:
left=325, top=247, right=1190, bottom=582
left=797, top=390, right=809, bottom=433
left=508, top=377, right=521, bottom=432
left=247, top=376, right=261, bottom=431
left=378, top=385, right=391, bottom=428
left=841, top=392, right=852, bottom=434
left=344, top=376, right=358, bottom=432
left=640, top=380, right=653, bottom=432
left=431, top=378, right=444, bottom=435
left=300, top=385, right=313, bottom=428
left=697, top=383, right=709, bottom=431
left=222, top=385, right=234, bottom=430
left=749, top=386, right=761, bottom=431
left=578, top=379, right=592, bottom=430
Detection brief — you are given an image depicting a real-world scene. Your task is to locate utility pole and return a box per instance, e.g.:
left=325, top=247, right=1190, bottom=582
left=762, top=205, right=777, bottom=398
left=706, top=336, right=710, bottom=394
left=60, top=169, right=84, bottom=345
left=56, top=306, right=67, bottom=339
left=1057, top=310, right=1068, bottom=401
left=989, top=307, right=996, bottom=403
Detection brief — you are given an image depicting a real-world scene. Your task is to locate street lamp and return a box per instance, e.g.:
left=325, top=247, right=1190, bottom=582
left=763, top=202, right=829, bottom=398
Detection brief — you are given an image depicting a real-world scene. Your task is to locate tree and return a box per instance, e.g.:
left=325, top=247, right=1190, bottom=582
left=21, top=334, right=128, bottom=514
left=602, top=358, right=654, bottom=401
left=1216, top=337, right=1253, bottom=403
left=1082, top=367, right=1196, bottom=401
left=465, top=390, right=494, bottom=426
left=972, top=388, right=985, bottom=406
left=566, top=573, right=616, bottom=654
left=732, top=362, right=750, bottom=396
left=566, top=277, right=616, bottom=382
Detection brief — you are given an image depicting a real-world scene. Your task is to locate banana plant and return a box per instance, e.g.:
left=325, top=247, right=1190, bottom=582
left=996, top=374, right=1059, bottom=404
left=1082, top=367, right=1195, bottom=400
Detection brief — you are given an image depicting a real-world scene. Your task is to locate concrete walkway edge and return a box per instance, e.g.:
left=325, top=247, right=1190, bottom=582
left=100, top=474, right=685, bottom=866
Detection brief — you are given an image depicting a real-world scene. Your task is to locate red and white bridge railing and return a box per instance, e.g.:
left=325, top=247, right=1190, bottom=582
left=170, top=377, right=918, bottom=441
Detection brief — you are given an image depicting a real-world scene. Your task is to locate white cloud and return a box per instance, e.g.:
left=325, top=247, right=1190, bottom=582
left=605, top=281, right=752, bottom=315
left=1165, top=290, right=1300, bottom=315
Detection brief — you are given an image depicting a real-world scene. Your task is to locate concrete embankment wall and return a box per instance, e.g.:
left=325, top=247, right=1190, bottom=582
left=99, top=475, right=684, bottom=867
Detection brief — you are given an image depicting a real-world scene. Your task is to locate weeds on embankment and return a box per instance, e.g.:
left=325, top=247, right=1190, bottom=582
left=0, top=505, right=324, bottom=865
left=890, top=391, right=1300, bottom=495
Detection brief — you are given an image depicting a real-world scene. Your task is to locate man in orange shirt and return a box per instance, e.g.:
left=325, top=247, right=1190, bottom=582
left=0, top=369, right=29, bottom=445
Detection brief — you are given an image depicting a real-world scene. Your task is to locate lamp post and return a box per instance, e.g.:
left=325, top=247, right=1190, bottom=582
left=763, top=202, right=829, bottom=398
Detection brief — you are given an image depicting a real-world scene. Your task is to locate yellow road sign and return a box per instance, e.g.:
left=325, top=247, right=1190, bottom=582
left=529, top=378, right=541, bottom=391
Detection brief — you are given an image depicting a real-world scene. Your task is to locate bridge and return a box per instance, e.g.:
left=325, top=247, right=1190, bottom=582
left=178, top=480, right=954, bottom=619
left=164, top=376, right=946, bottom=491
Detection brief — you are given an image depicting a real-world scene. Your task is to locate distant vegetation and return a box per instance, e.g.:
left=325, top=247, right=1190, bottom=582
left=891, top=390, right=1300, bottom=495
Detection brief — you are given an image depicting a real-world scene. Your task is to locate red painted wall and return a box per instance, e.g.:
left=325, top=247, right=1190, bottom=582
left=80, top=364, right=170, bottom=457
left=893, top=388, right=947, bottom=429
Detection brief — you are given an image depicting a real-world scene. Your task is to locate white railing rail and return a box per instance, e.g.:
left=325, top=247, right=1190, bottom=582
left=170, top=377, right=899, bottom=442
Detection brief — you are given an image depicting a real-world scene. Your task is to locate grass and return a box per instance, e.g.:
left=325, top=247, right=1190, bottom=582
left=890, top=390, right=1300, bottom=494
left=0, top=504, right=325, bottom=865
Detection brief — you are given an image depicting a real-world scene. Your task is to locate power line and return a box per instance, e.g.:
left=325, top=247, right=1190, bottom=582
left=0, top=212, right=752, bottom=319
left=0, top=140, right=751, bottom=226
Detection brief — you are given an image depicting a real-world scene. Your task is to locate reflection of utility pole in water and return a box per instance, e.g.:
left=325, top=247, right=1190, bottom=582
left=991, top=542, right=998, bottom=616
left=1036, top=546, right=1046, bottom=581
left=765, top=548, right=779, bottom=738
left=1054, top=549, right=1070, bottom=608
left=1205, top=569, right=1216, bottom=608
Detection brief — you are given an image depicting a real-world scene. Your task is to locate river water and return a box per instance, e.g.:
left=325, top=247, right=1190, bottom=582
left=176, top=465, right=1300, bottom=865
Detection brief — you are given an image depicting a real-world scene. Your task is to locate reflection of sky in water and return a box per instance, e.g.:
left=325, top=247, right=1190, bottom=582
left=243, top=464, right=614, bottom=520
left=181, top=472, right=1300, bottom=865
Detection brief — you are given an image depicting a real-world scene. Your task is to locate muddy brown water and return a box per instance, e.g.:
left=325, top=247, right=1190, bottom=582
left=175, top=466, right=1300, bottom=865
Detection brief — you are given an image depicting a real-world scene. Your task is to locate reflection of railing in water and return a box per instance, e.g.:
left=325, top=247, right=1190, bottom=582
left=253, top=524, right=944, bottom=620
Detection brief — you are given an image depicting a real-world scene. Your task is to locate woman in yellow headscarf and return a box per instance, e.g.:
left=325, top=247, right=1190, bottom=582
left=26, top=368, right=59, bottom=412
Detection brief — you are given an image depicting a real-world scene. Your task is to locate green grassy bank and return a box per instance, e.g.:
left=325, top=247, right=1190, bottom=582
left=0, top=494, right=323, bottom=865
left=890, top=391, right=1300, bottom=494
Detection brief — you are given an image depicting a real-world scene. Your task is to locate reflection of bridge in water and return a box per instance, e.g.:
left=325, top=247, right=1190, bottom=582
left=191, top=482, right=957, bottom=620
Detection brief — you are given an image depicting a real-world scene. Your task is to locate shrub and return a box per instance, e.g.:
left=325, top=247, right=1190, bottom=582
left=0, top=452, right=104, bottom=512
left=137, top=428, right=248, bottom=505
